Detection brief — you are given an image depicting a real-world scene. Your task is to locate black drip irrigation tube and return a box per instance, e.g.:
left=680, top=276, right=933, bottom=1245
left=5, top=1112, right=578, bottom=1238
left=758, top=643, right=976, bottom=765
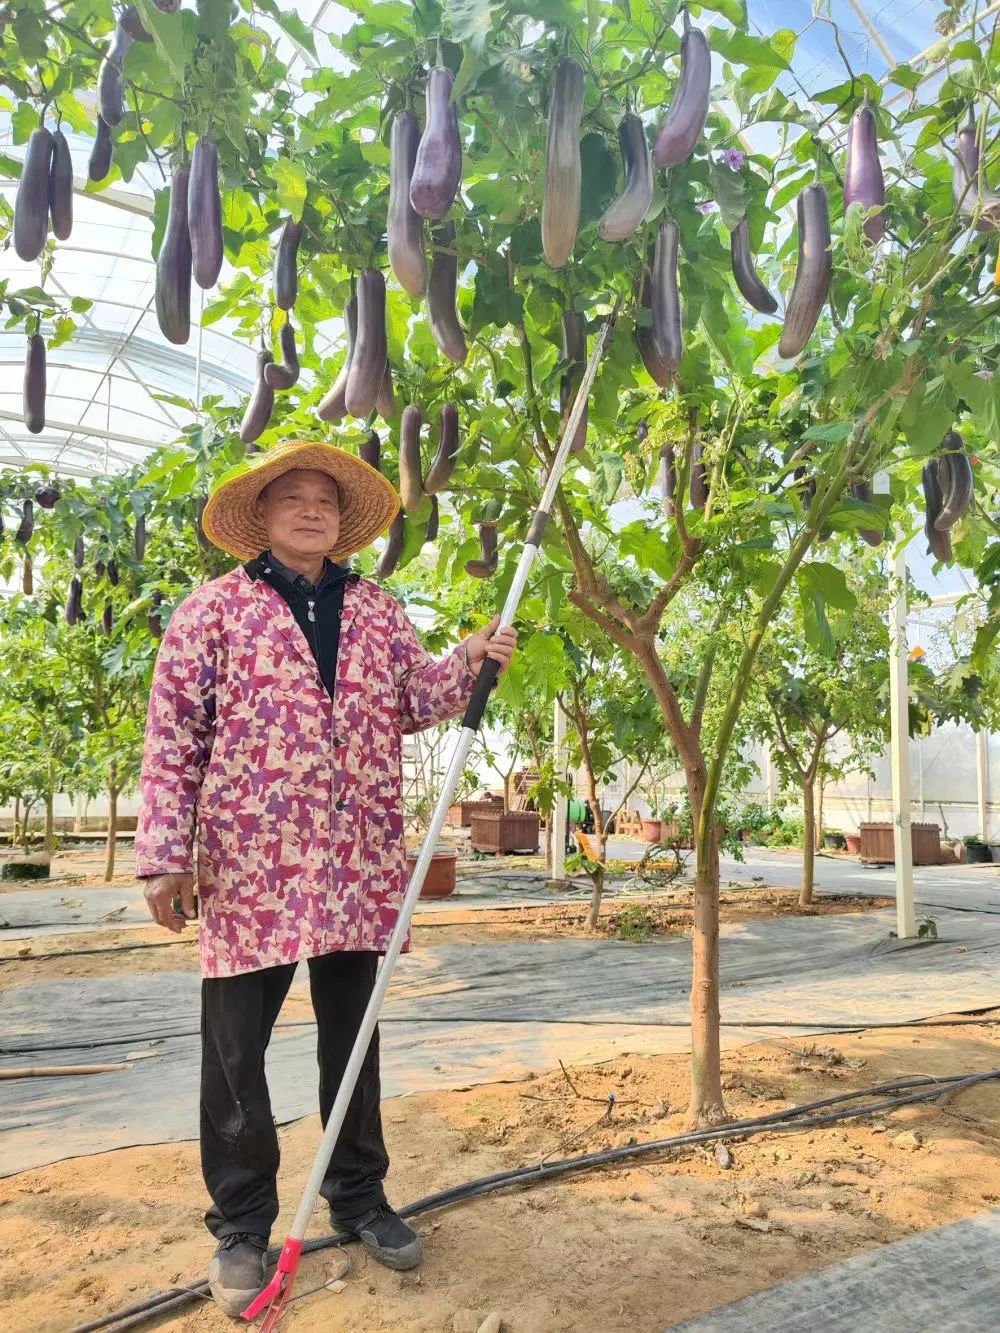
left=68, top=1067, right=1000, bottom=1333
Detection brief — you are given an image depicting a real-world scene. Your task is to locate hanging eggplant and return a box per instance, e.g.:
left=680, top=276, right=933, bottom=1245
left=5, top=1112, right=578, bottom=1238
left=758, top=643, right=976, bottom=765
left=273, top=218, right=303, bottom=311
left=94, top=554, right=107, bottom=577
left=921, top=460, right=953, bottom=563
left=23, top=334, right=46, bottom=435
left=935, top=432, right=974, bottom=531
left=65, top=576, right=83, bottom=626
left=264, top=320, right=300, bottom=390
left=427, top=223, right=467, bottom=362
left=850, top=480, right=882, bottom=547
left=730, top=217, right=778, bottom=315
left=844, top=97, right=886, bottom=243
left=424, top=495, right=440, bottom=543
left=398, top=405, right=425, bottom=512
left=653, top=13, right=711, bottom=168
left=316, top=293, right=357, bottom=422
left=376, top=512, right=404, bottom=578
left=15, top=500, right=34, bottom=546
left=598, top=113, right=653, bottom=243
left=119, top=5, right=153, bottom=40
left=148, top=590, right=164, bottom=639
left=98, top=24, right=132, bottom=127
left=388, top=111, right=426, bottom=297
left=155, top=165, right=192, bottom=345
left=35, top=484, right=60, bottom=509
left=409, top=66, right=462, bottom=220
left=74, top=535, right=85, bottom=569
left=107, top=558, right=119, bottom=586
left=14, top=127, right=53, bottom=262
left=465, top=522, right=498, bottom=578
left=651, top=217, right=683, bottom=372
left=345, top=268, right=388, bottom=418
left=359, top=431, right=381, bottom=473
left=778, top=184, right=831, bottom=359
left=542, top=57, right=585, bottom=268
left=240, top=351, right=275, bottom=444
left=189, top=136, right=223, bottom=289
left=952, top=120, right=1000, bottom=230
left=102, top=602, right=114, bottom=635
left=134, top=513, right=146, bottom=561
left=376, top=360, right=396, bottom=418
left=22, top=555, right=33, bottom=597
left=658, top=444, right=676, bottom=518
left=560, top=311, right=588, bottom=454
left=48, top=129, right=74, bottom=241
left=89, top=116, right=113, bottom=183
left=634, top=270, right=672, bottom=387
left=689, top=442, right=708, bottom=510
left=424, top=403, right=460, bottom=494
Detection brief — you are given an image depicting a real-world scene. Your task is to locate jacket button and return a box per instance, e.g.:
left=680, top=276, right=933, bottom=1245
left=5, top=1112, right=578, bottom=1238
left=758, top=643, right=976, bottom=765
left=332, top=736, right=343, bottom=747
left=335, top=799, right=346, bottom=811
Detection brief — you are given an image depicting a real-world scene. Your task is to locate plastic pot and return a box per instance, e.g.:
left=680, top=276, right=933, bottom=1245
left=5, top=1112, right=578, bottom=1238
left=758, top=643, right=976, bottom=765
left=405, top=847, right=458, bottom=899
left=640, top=819, right=664, bottom=843
left=966, top=842, right=992, bottom=864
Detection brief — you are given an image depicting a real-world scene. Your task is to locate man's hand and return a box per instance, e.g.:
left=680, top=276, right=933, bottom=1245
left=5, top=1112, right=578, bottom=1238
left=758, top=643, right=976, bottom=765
left=143, top=872, right=196, bottom=933
left=465, top=614, right=518, bottom=679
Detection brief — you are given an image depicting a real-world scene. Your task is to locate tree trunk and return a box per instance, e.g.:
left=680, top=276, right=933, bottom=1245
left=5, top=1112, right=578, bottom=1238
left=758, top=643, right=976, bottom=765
left=814, top=777, right=825, bottom=852
left=13, top=795, right=20, bottom=847
left=689, top=775, right=726, bottom=1127
left=104, top=765, right=118, bottom=883
left=21, top=799, right=35, bottom=850
left=586, top=862, right=605, bottom=929
left=44, top=791, right=55, bottom=855
left=801, top=779, right=815, bottom=907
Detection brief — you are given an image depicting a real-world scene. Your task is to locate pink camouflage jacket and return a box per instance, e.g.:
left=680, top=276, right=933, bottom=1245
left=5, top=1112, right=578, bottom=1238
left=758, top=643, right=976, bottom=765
left=134, top=564, right=477, bottom=978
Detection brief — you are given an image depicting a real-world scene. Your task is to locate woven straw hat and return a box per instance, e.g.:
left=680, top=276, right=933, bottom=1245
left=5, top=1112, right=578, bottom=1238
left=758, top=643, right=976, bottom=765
left=202, top=440, right=400, bottom=562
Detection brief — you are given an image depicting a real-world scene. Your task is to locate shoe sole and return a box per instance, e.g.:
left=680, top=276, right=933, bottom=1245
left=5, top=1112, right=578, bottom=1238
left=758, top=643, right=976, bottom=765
left=208, top=1260, right=266, bottom=1319
left=333, top=1225, right=423, bottom=1271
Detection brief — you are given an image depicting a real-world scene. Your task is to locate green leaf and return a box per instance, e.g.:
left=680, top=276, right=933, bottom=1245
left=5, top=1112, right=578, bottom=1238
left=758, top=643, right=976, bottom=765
left=70, top=297, right=93, bottom=315
left=11, top=102, right=39, bottom=145
left=707, top=158, right=748, bottom=230
left=272, top=158, right=308, bottom=221
left=443, top=0, right=501, bottom=54
left=890, top=64, right=922, bottom=91
left=134, top=0, right=189, bottom=83
left=712, top=29, right=791, bottom=71
left=48, top=317, right=76, bottom=350
left=798, top=562, right=856, bottom=611
left=592, top=452, right=624, bottom=506
left=256, top=1, right=318, bottom=56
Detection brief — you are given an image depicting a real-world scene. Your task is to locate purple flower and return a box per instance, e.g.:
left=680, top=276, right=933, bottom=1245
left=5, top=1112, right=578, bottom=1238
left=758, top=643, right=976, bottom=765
left=696, top=201, right=716, bottom=214
left=722, top=147, right=745, bottom=170
left=975, top=368, right=994, bottom=380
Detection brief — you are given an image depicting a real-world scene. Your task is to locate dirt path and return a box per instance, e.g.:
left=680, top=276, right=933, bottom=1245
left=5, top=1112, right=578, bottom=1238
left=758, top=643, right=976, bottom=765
left=2, top=1021, right=999, bottom=1332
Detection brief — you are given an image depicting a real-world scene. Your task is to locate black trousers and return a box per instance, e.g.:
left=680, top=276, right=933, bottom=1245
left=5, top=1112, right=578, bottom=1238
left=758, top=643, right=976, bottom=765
left=200, top=951, right=389, bottom=1240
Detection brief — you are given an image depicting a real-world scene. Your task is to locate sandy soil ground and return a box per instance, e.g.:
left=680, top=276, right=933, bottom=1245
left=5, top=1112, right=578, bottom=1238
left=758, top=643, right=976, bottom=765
left=2, top=1020, right=999, bottom=1332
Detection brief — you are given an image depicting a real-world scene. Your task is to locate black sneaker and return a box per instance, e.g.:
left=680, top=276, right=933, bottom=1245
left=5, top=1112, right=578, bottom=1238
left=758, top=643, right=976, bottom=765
left=208, top=1232, right=268, bottom=1317
left=332, top=1203, right=423, bottom=1270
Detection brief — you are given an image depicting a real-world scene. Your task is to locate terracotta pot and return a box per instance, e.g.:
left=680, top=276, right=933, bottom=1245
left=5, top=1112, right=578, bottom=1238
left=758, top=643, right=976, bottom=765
left=405, top=848, right=458, bottom=899
left=845, top=833, right=861, bottom=855
left=640, top=819, right=663, bottom=843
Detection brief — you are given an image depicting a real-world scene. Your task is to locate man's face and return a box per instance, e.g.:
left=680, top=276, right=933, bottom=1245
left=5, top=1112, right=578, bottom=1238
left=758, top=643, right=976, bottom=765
left=255, top=468, right=341, bottom=558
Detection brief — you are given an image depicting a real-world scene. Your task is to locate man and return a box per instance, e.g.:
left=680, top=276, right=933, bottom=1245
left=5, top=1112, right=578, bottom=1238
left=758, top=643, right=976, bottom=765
left=135, top=439, right=517, bottom=1316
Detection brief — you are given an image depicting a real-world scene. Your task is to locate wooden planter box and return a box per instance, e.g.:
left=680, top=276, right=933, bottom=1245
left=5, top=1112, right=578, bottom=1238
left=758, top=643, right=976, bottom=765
left=458, top=798, right=503, bottom=827
left=470, top=810, right=539, bottom=854
left=859, top=822, right=942, bottom=866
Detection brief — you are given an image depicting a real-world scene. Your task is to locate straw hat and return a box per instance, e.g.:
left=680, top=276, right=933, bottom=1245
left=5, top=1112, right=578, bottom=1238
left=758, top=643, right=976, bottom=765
left=202, top=440, right=400, bottom=562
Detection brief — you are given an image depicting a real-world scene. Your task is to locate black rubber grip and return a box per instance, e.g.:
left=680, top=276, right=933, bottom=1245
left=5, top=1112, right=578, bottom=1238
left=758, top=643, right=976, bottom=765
left=462, top=654, right=501, bottom=730
left=526, top=509, right=549, bottom=547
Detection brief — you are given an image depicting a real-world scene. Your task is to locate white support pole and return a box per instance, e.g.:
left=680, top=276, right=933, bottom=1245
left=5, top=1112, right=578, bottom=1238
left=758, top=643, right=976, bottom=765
left=978, top=730, right=991, bottom=842
left=551, top=697, right=567, bottom=882
left=765, top=742, right=777, bottom=809
left=879, top=469, right=916, bottom=938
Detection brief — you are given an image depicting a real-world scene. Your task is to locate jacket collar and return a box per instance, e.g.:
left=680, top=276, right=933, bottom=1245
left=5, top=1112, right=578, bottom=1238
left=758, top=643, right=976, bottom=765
left=237, top=563, right=361, bottom=686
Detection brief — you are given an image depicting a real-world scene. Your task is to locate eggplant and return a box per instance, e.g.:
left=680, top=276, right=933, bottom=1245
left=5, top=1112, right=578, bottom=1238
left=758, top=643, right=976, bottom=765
left=653, top=13, right=711, bottom=168
left=102, top=602, right=114, bottom=635
left=844, top=99, right=885, bottom=243
left=134, top=513, right=146, bottom=561
left=22, top=555, right=33, bottom=597
left=240, top=351, right=275, bottom=444
left=398, top=404, right=425, bottom=512
left=637, top=419, right=649, bottom=442
left=388, top=111, right=426, bottom=297
left=598, top=113, right=653, bottom=243
left=634, top=270, right=672, bottom=387
left=425, top=495, right=440, bottom=543
left=273, top=218, right=302, bottom=311
left=658, top=444, right=676, bottom=518
left=155, top=165, right=192, bottom=345
left=359, top=431, right=381, bottom=473
left=690, top=442, right=708, bottom=510
left=922, top=458, right=945, bottom=554
left=189, top=136, right=223, bottom=289
left=650, top=218, right=683, bottom=372
left=409, top=66, right=462, bottom=220
left=48, top=130, right=74, bottom=241
left=66, top=576, right=83, bottom=626
left=14, top=127, right=53, bottom=262
left=15, top=500, right=34, bottom=546
left=427, top=223, right=467, bottom=362
left=107, top=558, right=119, bottom=586
left=560, top=311, right=588, bottom=454
left=89, top=116, right=113, bottom=183
left=153, top=0, right=182, bottom=10
left=74, top=535, right=85, bottom=569
left=952, top=121, right=1000, bottom=230
left=935, top=432, right=974, bottom=531
left=148, top=590, right=163, bottom=639
left=730, top=217, right=778, bottom=315
left=376, top=512, right=404, bottom=578
left=850, top=480, right=881, bottom=547
left=98, top=25, right=132, bottom=128
left=345, top=268, right=387, bottom=418
left=376, top=360, right=395, bottom=418
left=541, top=57, right=585, bottom=268
left=95, top=555, right=107, bottom=577
left=465, top=522, right=498, bottom=578
left=35, top=484, right=60, bottom=509
left=119, top=6, right=153, bottom=40
left=23, top=334, right=46, bottom=435
left=316, top=293, right=356, bottom=422
left=778, top=184, right=831, bottom=360
left=424, top=403, right=459, bottom=494
left=264, top=320, right=300, bottom=390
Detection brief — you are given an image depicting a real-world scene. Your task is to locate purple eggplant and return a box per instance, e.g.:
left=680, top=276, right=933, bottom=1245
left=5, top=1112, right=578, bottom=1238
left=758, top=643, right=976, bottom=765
left=598, top=112, right=653, bottom=243
left=778, top=184, right=831, bottom=359
left=35, top=484, right=60, bottom=509
left=240, top=351, right=275, bottom=444
left=345, top=268, right=387, bottom=418
left=850, top=480, right=882, bottom=547
left=542, top=57, right=585, bottom=268
left=48, top=130, right=74, bottom=241
left=388, top=111, right=426, bottom=297
left=376, top=360, right=396, bottom=419
left=653, top=13, right=710, bottom=168
left=935, top=432, right=974, bottom=531
left=14, top=127, right=53, bottom=262
left=359, top=431, right=381, bottom=473
left=952, top=120, right=1000, bottom=230
left=730, top=217, right=777, bottom=315
left=102, top=602, right=114, bottom=635
left=424, top=494, right=440, bottom=543
left=273, top=218, right=302, bottom=311
left=465, top=522, right=498, bottom=578
left=634, top=269, right=672, bottom=387
left=424, top=403, right=459, bottom=494
left=316, top=293, right=356, bottom=422
left=427, top=223, right=467, bottom=363
left=23, top=334, right=46, bottom=435
left=65, top=576, right=83, bottom=626
left=264, top=320, right=300, bottom=390
left=651, top=218, right=683, bottom=372
left=15, top=500, right=35, bottom=546
left=398, top=404, right=425, bottom=512
left=119, top=6, right=153, bottom=41
left=376, top=512, right=404, bottom=578
left=410, top=66, right=462, bottom=220
left=98, top=24, right=132, bottom=128
left=844, top=99, right=885, bottom=243
left=148, top=590, right=163, bottom=639
left=134, top=514, right=146, bottom=561
left=89, top=116, right=113, bottom=183
left=189, top=136, right=224, bottom=289
left=560, top=311, right=588, bottom=454
left=155, top=165, right=192, bottom=345
left=921, top=459, right=952, bottom=563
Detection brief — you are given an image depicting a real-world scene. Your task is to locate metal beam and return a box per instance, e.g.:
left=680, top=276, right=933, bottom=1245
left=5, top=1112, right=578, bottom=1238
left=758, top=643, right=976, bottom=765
left=0, top=410, right=180, bottom=451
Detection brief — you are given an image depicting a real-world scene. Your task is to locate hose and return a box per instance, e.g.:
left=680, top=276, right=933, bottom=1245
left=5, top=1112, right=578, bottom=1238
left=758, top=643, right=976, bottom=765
left=67, top=1067, right=1000, bottom=1333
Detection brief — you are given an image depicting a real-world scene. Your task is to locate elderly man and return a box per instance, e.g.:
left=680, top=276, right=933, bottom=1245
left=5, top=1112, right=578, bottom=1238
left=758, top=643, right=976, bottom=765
left=135, top=439, right=517, bottom=1315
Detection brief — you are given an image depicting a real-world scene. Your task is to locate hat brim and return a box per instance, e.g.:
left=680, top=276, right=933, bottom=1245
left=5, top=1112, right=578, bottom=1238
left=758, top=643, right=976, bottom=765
left=202, top=441, right=400, bottom=562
